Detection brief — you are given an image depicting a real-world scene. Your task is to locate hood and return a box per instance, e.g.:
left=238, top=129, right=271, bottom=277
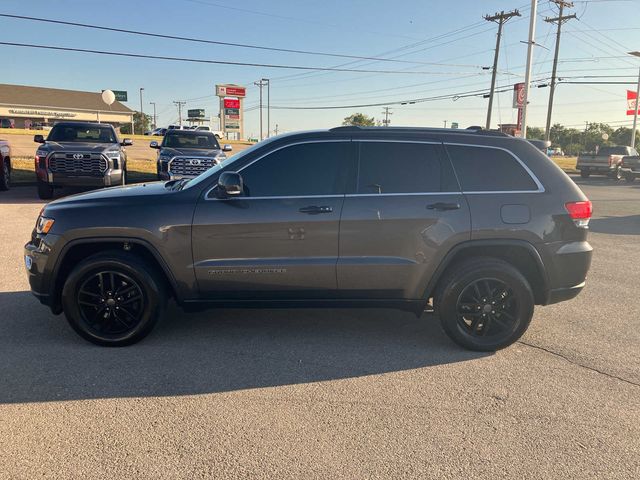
left=45, top=182, right=170, bottom=212
left=43, top=141, right=119, bottom=152
left=160, top=147, right=222, bottom=157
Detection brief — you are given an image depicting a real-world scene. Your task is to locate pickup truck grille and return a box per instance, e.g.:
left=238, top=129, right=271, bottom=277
left=49, top=153, right=108, bottom=176
left=169, top=156, right=217, bottom=177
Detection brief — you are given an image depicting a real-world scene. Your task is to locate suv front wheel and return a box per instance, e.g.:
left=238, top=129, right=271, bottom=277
left=61, top=251, right=166, bottom=346
left=435, top=258, right=534, bottom=351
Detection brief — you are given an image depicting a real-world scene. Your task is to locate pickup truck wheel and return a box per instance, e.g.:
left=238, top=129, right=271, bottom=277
left=610, top=166, right=622, bottom=181
left=435, top=258, right=534, bottom=351
left=580, top=170, right=590, bottom=179
left=625, top=173, right=636, bottom=183
left=37, top=179, right=54, bottom=199
left=61, top=251, right=166, bottom=346
left=0, top=159, right=9, bottom=190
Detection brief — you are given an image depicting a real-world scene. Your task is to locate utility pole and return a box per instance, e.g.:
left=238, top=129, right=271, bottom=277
left=484, top=9, right=520, bottom=130
left=544, top=1, right=576, bottom=141
left=139, top=87, right=144, bottom=134
left=443, top=120, right=448, bottom=128
left=149, top=102, right=157, bottom=129
left=632, top=65, right=640, bottom=149
left=173, top=101, right=186, bottom=127
left=261, top=78, right=270, bottom=138
left=275, top=124, right=279, bottom=136
left=254, top=79, right=267, bottom=140
left=520, top=0, right=538, bottom=138
left=382, top=107, right=392, bottom=126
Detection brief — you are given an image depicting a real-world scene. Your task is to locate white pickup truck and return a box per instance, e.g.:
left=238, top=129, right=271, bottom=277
left=576, top=145, right=639, bottom=180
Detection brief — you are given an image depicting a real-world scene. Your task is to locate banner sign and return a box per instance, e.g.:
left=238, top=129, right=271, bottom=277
left=217, top=85, right=246, bottom=98
left=223, top=98, right=240, bottom=109
left=627, top=90, right=638, bottom=116
left=513, top=83, right=525, bottom=108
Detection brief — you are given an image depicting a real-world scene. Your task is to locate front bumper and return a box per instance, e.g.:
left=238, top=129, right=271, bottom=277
left=36, top=168, right=124, bottom=187
left=24, top=233, right=62, bottom=311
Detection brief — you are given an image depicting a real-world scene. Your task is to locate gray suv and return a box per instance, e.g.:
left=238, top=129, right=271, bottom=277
left=24, top=126, right=593, bottom=351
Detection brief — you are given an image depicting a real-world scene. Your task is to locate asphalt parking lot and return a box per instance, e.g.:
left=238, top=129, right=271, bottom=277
left=1, top=177, right=639, bottom=479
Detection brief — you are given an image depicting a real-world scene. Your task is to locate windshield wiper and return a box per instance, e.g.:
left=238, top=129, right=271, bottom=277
left=164, top=178, right=190, bottom=191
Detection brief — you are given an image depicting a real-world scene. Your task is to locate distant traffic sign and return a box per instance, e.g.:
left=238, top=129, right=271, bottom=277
left=103, top=90, right=127, bottom=102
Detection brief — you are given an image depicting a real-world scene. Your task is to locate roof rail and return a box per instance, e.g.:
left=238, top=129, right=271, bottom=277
left=329, top=125, right=510, bottom=137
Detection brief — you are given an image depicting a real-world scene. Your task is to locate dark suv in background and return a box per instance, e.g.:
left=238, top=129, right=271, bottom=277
left=151, top=129, right=232, bottom=181
left=25, top=126, right=592, bottom=351
left=34, top=122, right=132, bottom=199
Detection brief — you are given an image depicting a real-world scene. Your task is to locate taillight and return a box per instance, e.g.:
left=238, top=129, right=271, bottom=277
left=565, top=200, right=592, bottom=228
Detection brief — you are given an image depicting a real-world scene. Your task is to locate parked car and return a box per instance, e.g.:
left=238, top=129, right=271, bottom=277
left=0, top=139, right=11, bottom=191
left=576, top=145, right=638, bottom=179
left=25, top=126, right=593, bottom=350
left=33, top=121, right=132, bottom=199
left=621, top=153, right=640, bottom=182
left=167, top=124, right=188, bottom=131
left=151, top=129, right=232, bottom=181
left=145, top=128, right=167, bottom=136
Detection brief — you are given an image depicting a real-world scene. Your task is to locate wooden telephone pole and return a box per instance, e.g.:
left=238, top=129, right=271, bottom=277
left=544, top=1, right=576, bottom=141
left=484, top=9, right=521, bottom=130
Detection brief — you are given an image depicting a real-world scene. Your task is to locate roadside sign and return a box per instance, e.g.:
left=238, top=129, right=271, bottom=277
left=216, top=85, right=246, bottom=98
left=187, top=108, right=205, bottom=119
left=225, top=108, right=240, bottom=115
left=103, top=90, right=127, bottom=102
left=627, top=90, right=638, bottom=115
left=223, top=98, right=240, bottom=109
left=513, top=83, right=525, bottom=108
left=451, top=122, right=459, bottom=129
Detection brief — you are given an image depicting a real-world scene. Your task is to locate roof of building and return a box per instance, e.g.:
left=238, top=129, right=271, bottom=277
left=0, top=84, right=133, bottom=113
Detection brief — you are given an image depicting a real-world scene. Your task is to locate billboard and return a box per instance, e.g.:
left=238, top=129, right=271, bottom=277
left=188, top=109, right=205, bottom=119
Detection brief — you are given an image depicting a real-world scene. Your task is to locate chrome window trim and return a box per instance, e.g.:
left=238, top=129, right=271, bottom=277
left=443, top=142, right=545, bottom=193
left=205, top=139, right=351, bottom=201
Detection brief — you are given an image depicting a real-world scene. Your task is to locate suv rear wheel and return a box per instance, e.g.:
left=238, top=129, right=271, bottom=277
left=37, top=179, right=54, bottom=199
left=61, top=251, right=166, bottom=346
left=0, top=159, right=9, bottom=190
left=435, top=258, right=534, bottom=351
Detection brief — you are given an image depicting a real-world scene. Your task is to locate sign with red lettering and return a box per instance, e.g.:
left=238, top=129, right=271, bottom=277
left=216, top=85, right=246, bottom=98
left=513, top=83, right=525, bottom=108
left=224, top=98, right=240, bottom=109
left=627, top=90, right=638, bottom=115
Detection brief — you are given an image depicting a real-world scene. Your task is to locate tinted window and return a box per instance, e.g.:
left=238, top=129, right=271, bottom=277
left=599, top=146, right=629, bottom=156
left=356, top=142, right=457, bottom=194
left=240, top=142, right=351, bottom=197
left=48, top=125, right=117, bottom=143
left=446, top=145, right=538, bottom=192
left=163, top=132, right=220, bottom=149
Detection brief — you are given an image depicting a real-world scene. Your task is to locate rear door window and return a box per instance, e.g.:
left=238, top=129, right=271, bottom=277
left=356, top=142, right=458, bottom=194
left=446, top=145, right=539, bottom=192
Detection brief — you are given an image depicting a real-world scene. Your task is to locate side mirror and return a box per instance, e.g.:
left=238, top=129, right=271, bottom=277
left=122, top=138, right=133, bottom=146
left=217, top=171, right=243, bottom=197
left=150, top=141, right=160, bottom=149
left=222, top=144, right=233, bottom=152
left=34, top=134, right=45, bottom=144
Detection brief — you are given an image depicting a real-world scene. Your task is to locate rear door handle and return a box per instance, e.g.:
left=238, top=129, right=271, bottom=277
left=299, top=205, right=333, bottom=214
left=426, top=202, right=461, bottom=211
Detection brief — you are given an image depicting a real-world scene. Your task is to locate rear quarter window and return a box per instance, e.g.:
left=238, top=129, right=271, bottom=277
left=445, top=145, right=539, bottom=192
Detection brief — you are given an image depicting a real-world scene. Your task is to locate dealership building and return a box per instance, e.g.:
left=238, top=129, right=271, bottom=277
left=0, top=84, right=134, bottom=130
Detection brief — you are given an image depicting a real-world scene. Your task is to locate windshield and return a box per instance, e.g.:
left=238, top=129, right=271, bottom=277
left=599, top=146, right=628, bottom=156
left=48, top=125, right=117, bottom=143
left=183, top=137, right=276, bottom=190
left=162, top=132, right=220, bottom=149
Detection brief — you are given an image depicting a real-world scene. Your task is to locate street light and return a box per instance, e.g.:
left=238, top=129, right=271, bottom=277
left=149, top=101, right=157, bottom=130
left=629, top=51, right=640, bottom=149
left=139, top=87, right=144, bottom=135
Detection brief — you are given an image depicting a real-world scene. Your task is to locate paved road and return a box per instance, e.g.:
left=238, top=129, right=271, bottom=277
left=1, top=178, right=638, bottom=479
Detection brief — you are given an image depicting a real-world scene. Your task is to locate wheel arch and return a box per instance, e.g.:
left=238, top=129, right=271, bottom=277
left=424, top=239, right=550, bottom=305
left=50, top=237, right=180, bottom=314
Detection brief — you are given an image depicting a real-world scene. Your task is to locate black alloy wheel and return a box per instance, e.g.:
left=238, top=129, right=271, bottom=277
left=62, top=251, right=166, bottom=346
left=77, top=270, right=145, bottom=337
left=456, top=278, right=519, bottom=339
left=0, top=160, right=9, bottom=190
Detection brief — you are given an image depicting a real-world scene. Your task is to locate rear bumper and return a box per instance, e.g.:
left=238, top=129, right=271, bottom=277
left=542, top=240, right=592, bottom=305
left=577, top=165, right=614, bottom=172
left=546, top=282, right=585, bottom=305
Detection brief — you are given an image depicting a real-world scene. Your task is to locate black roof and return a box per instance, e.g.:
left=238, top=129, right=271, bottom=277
left=329, top=125, right=510, bottom=137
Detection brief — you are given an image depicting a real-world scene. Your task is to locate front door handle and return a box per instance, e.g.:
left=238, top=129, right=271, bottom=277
left=426, top=202, right=461, bottom=211
left=299, top=205, right=333, bottom=214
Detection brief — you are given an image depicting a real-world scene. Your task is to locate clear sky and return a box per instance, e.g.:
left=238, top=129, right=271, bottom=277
left=1, top=0, right=639, bottom=137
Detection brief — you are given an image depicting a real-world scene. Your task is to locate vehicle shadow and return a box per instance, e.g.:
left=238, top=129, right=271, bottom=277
left=0, top=291, right=488, bottom=404
left=589, top=214, right=640, bottom=235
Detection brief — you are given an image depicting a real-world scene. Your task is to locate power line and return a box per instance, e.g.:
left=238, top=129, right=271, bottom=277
left=0, top=41, right=461, bottom=75
left=0, top=13, right=484, bottom=68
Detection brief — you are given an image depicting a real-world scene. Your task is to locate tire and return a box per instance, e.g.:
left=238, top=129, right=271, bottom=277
left=61, top=251, right=167, bottom=346
left=624, top=174, right=636, bottom=183
left=580, top=170, right=590, bottom=179
left=37, top=179, right=54, bottom=199
left=435, top=258, right=534, bottom=351
left=0, top=159, right=9, bottom=191
left=609, top=166, right=622, bottom=181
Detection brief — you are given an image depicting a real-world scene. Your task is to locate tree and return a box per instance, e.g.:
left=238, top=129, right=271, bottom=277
left=342, top=113, right=376, bottom=126
left=120, top=112, right=152, bottom=135
left=526, top=126, right=545, bottom=140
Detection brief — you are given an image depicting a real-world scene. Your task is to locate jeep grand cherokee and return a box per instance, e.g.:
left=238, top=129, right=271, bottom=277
left=25, top=126, right=593, bottom=351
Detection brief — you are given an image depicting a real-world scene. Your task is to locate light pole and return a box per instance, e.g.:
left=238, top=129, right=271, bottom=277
left=629, top=51, right=640, bottom=149
left=139, top=87, right=144, bottom=134
left=149, top=102, right=157, bottom=129
left=261, top=78, right=270, bottom=138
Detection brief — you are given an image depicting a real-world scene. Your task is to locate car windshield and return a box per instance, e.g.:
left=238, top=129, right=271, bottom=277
left=163, top=132, right=220, bottom=149
left=599, top=146, right=628, bottom=156
left=183, top=137, right=277, bottom=190
left=48, top=125, right=117, bottom=143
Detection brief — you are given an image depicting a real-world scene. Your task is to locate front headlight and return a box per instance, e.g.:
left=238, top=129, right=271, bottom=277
left=36, top=149, right=48, bottom=158
left=36, top=215, right=55, bottom=234
left=158, top=155, right=172, bottom=162
left=105, top=150, right=120, bottom=159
